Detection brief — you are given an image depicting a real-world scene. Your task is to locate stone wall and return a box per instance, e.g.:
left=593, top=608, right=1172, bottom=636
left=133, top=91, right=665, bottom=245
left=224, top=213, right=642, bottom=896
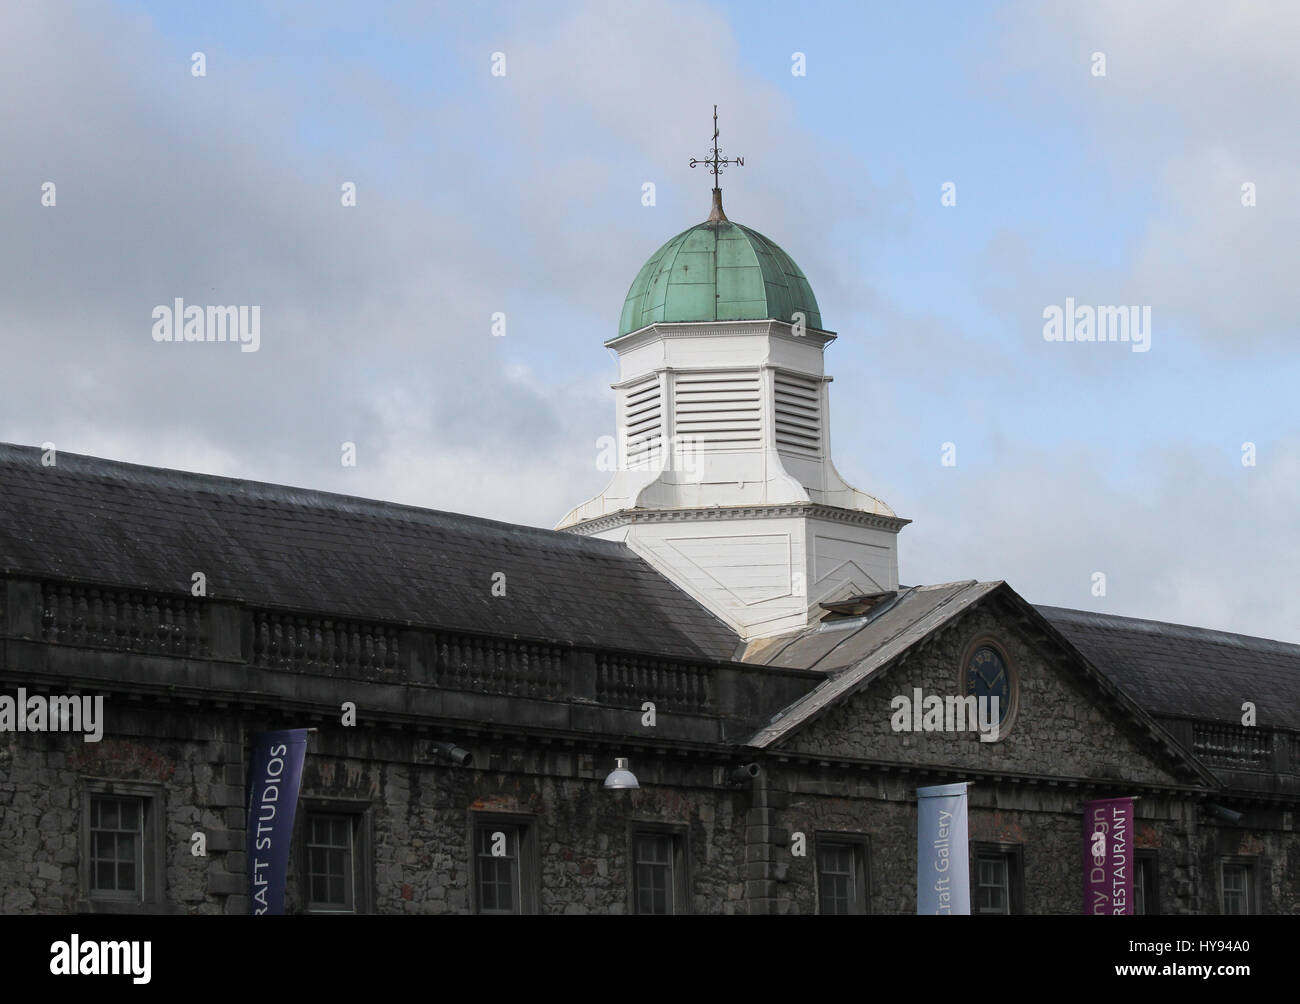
left=0, top=708, right=244, bottom=914
left=757, top=767, right=1297, bottom=914
left=0, top=708, right=753, bottom=916
left=2, top=587, right=1297, bottom=916
left=2, top=711, right=1296, bottom=915
left=282, top=738, right=750, bottom=915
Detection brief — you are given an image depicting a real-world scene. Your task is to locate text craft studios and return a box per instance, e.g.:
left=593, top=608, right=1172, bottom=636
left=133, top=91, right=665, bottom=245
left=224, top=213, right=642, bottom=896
left=1, top=122, right=1297, bottom=917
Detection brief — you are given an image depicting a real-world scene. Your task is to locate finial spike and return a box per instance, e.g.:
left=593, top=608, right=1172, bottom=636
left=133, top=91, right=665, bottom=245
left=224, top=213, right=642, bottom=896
left=708, top=187, right=727, bottom=223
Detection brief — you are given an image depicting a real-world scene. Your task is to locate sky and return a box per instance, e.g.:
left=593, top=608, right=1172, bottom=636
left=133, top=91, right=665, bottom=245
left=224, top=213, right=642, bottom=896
left=2, top=0, right=1297, bottom=642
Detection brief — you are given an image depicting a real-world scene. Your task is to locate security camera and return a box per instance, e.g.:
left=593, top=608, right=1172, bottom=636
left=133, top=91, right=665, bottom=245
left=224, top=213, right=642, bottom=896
left=729, top=763, right=761, bottom=784
left=428, top=741, right=473, bottom=767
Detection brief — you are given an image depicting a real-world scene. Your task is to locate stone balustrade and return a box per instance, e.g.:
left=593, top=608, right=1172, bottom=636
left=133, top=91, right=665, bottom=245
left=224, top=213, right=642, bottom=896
left=1192, top=722, right=1272, bottom=769
left=39, top=582, right=209, bottom=657
left=6, top=577, right=756, bottom=723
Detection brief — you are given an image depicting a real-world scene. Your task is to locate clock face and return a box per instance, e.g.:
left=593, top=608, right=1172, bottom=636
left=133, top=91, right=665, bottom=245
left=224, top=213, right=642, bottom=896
left=963, top=643, right=1014, bottom=728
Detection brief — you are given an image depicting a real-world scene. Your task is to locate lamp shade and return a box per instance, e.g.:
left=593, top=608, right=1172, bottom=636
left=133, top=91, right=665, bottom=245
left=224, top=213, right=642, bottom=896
left=603, top=756, right=639, bottom=789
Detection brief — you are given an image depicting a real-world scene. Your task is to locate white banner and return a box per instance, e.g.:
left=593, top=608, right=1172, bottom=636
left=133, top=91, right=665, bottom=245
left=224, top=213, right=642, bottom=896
left=917, top=782, right=970, bottom=915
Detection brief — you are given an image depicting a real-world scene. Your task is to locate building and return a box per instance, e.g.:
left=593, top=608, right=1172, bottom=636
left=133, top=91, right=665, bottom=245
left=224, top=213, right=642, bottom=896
left=1, top=176, right=1297, bottom=916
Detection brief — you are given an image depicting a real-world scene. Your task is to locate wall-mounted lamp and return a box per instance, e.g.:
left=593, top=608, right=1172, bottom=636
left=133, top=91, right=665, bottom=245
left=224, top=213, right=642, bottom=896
left=603, top=757, right=639, bottom=790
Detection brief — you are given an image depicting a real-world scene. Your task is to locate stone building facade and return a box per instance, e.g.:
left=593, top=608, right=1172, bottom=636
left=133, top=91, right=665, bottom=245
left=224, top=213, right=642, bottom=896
left=1, top=445, right=1297, bottom=915
left=2, top=184, right=1297, bottom=916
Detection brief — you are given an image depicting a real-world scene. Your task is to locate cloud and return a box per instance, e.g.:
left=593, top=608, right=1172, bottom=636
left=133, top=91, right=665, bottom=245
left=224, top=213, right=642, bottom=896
left=899, top=436, right=1300, bottom=643
left=992, top=0, right=1300, bottom=348
left=1, top=0, right=907, bottom=530
left=829, top=2, right=1300, bottom=642
left=2, top=0, right=1294, bottom=647
left=0, top=1, right=644, bottom=524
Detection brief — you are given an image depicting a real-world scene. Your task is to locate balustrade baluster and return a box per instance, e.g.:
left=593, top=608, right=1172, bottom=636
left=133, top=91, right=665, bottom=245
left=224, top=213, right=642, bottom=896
left=308, top=621, right=321, bottom=665
left=104, top=593, right=119, bottom=647
left=345, top=624, right=358, bottom=671
left=320, top=622, right=334, bottom=669
left=253, top=614, right=267, bottom=665
left=73, top=588, right=88, bottom=643
left=41, top=585, right=54, bottom=638
left=88, top=589, right=102, bottom=644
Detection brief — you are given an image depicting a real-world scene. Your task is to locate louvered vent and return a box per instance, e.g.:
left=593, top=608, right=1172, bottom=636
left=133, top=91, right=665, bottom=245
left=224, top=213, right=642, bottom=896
left=774, top=372, right=822, bottom=458
left=623, top=377, right=662, bottom=468
left=674, top=371, right=762, bottom=448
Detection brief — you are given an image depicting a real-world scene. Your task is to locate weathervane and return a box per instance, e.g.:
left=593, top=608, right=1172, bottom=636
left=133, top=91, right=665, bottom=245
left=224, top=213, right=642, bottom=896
left=689, top=105, right=745, bottom=178
left=689, top=105, right=743, bottom=222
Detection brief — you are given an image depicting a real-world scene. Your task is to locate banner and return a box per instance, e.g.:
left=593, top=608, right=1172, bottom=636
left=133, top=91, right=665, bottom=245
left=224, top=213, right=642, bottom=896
left=246, top=729, right=311, bottom=915
left=917, top=782, right=970, bottom=915
left=1084, top=796, right=1134, bottom=915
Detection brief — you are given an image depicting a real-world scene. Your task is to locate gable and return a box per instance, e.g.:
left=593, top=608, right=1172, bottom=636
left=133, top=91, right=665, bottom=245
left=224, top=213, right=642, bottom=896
left=761, top=589, right=1209, bottom=788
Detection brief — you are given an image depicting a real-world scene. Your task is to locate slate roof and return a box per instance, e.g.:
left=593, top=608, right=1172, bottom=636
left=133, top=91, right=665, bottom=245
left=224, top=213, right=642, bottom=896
left=1039, top=605, right=1300, bottom=731
left=0, top=443, right=740, bottom=662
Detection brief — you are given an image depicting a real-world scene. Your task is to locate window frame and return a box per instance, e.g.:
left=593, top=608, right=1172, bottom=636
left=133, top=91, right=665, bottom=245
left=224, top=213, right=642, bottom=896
left=470, top=812, right=539, bottom=915
left=971, top=841, right=1024, bottom=915
left=78, top=778, right=166, bottom=914
left=297, top=799, right=373, bottom=914
left=1134, top=850, right=1160, bottom=916
left=814, top=831, right=871, bottom=915
left=1219, top=857, right=1257, bottom=916
left=627, top=821, right=690, bottom=915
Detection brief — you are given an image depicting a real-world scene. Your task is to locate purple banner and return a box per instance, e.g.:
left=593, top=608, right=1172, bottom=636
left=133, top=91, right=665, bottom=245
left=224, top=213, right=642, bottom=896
left=1084, top=796, right=1134, bottom=915
left=247, top=729, right=310, bottom=915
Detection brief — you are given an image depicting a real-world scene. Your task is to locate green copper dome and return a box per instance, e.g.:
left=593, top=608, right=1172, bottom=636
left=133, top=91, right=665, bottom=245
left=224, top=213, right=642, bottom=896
left=616, top=213, right=823, bottom=338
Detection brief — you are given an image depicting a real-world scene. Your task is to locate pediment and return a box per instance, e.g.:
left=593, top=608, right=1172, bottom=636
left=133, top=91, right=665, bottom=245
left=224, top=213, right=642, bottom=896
left=752, top=583, right=1212, bottom=788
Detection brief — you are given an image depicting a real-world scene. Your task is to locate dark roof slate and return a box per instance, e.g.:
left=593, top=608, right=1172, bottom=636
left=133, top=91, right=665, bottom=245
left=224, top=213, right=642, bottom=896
left=0, top=443, right=740, bottom=661
left=1039, top=605, right=1300, bottom=731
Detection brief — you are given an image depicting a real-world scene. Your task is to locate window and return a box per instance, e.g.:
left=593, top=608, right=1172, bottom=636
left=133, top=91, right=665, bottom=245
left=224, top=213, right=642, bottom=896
left=306, top=814, right=354, bottom=912
left=634, top=834, right=673, bottom=914
left=472, top=815, right=538, bottom=914
left=976, top=856, right=1008, bottom=914
left=629, top=825, right=688, bottom=915
left=476, top=825, right=520, bottom=913
left=79, top=780, right=165, bottom=911
left=816, top=835, right=869, bottom=915
left=298, top=801, right=371, bottom=914
left=972, top=843, right=1023, bottom=915
left=1221, top=860, right=1255, bottom=915
left=90, top=796, right=143, bottom=899
left=1134, top=851, right=1159, bottom=915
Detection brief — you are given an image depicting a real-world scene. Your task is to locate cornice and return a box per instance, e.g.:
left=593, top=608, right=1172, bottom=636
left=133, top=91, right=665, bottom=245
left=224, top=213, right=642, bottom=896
left=606, top=319, right=837, bottom=355
left=563, top=503, right=911, bottom=535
